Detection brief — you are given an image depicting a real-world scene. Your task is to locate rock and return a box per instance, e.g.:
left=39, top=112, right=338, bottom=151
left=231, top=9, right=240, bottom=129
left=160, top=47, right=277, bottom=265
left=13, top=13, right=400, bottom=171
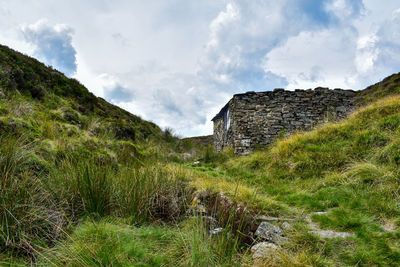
left=209, top=227, right=223, bottom=235
left=281, top=222, right=291, bottom=230
left=309, top=230, right=354, bottom=238
left=203, top=216, right=218, bottom=230
left=255, top=222, right=282, bottom=242
left=183, top=153, right=191, bottom=161
left=251, top=242, right=279, bottom=260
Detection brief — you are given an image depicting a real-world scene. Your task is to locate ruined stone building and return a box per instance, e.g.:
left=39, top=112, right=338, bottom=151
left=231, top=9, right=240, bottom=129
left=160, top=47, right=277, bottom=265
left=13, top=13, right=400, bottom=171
left=212, top=88, right=357, bottom=154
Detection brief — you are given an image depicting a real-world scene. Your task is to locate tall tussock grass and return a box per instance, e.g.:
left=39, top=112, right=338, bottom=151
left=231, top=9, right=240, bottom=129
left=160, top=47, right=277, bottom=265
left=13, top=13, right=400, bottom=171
left=39, top=216, right=249, bottom=267
left=0, top=134, right=193, bottom=259
left=0, top=136, right=65, bottom=257
left=49, top=156, right=193, bottom=223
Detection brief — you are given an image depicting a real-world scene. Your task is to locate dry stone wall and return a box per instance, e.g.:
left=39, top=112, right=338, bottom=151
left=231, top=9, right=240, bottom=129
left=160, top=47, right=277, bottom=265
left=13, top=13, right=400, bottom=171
left=212, top=87, right=356, bottom=154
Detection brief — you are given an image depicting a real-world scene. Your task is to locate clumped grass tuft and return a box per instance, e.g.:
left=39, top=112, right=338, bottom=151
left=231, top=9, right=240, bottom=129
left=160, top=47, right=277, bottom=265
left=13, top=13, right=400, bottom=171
left=168, top=217, right=247, bottom=267
left=47, top=155, right=194, bottom=223
left=0, top=136, right=66, bottom=257
left=39, top=218, right=248, bottom=267
left=40, top=220, right=174, bottom=267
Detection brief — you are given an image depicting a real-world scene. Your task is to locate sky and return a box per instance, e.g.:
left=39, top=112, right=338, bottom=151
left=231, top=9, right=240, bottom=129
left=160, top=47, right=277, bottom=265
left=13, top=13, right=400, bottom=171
left=1, top=0, right=400, bottom=137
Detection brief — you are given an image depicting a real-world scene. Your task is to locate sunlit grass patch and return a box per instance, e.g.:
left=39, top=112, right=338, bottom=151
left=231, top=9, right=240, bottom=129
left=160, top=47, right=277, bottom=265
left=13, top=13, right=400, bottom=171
left=40, top=220, right=175, bottom=267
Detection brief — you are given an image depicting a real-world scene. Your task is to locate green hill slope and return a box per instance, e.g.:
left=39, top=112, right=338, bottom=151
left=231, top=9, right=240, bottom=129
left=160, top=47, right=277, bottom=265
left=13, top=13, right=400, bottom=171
left=2, top=44, right=400, bottom=266
left=0, top=45, right=248, bottom=267
left=0, top=45, right=161, bottom=142
left=207, top=94, right=400, bottom=265
left=358, top=72, right=400, bottom=105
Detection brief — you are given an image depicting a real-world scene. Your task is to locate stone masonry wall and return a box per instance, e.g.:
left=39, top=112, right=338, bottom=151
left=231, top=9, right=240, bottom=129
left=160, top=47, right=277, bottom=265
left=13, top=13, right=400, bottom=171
left=213, top=87, right=356, bottom=154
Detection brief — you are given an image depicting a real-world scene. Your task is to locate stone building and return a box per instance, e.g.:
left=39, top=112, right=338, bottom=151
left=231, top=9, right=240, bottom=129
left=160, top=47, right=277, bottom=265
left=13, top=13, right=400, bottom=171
left=212, top=87, right=357, bottom=154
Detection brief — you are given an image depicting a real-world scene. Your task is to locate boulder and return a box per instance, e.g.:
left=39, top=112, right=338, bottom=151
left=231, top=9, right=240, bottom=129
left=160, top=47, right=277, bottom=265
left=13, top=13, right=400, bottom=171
left=255, top=222, right=282, bottom=242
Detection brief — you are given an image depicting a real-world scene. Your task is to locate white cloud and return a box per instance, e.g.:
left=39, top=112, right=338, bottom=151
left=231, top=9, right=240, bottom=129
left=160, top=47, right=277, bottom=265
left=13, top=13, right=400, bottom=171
left=263, top=28, right=359, bottom=89
left=207, top=3, right=240, bottom=49
left=21, top=19, right=77, bottom=76
left=355, top=33, right=379, bottom=74
left=1, top=0, right=400, bottom=137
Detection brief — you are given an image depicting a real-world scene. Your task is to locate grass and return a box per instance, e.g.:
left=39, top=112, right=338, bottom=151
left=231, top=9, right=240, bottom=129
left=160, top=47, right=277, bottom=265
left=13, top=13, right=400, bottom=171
left=39, top=219, right=175, bottom=267
left=195, top=95, right=400, bottom=266
left=36, top=217, right=249, bottom=267
left=2, top=44, right=400, bottom=265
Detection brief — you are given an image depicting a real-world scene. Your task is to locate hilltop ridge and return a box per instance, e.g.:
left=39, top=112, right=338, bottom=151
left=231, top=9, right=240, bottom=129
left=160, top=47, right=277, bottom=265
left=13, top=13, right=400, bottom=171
left=0, top=44, right=161, bottom=141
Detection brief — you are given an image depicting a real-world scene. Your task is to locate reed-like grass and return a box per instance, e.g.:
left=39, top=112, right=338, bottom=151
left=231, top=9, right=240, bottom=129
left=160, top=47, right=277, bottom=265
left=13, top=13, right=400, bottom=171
left=39, top=214, right=250, bottom=267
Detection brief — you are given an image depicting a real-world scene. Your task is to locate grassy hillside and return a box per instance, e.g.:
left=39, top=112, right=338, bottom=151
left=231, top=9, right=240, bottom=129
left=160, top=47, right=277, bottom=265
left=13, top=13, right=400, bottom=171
left=357, top=72, right=400, bottom=105
left=0, top=45, right=161, bottom=141
left=193, top=95, right=400, bottom=266
left=2, top=44, right=400, bottom=266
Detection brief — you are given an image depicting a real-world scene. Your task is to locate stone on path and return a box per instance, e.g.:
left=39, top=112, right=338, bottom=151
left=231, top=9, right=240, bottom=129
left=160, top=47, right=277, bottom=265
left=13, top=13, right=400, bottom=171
left=255, top=222, right=282, bottom=242
left=306, top=211, right=354, bottom=238
left=309, top=230, right=354, bottom=238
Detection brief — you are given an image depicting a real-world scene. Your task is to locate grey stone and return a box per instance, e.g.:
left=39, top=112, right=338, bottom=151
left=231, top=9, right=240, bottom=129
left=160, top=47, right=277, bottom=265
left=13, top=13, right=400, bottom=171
left=251, top=242, right=279, bottom=260
left=255, top=222, right=282, bottom=242
left=209, top=227, right=223, bottom=235
left=309, top=230, right=354, bottom=238
left=212, top=87, right=356, bottom=154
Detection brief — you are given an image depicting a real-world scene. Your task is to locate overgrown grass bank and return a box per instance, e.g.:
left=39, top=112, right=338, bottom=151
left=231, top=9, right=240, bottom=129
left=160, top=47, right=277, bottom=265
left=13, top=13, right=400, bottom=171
left=38, top=218, right=249, bottom=267
left=195, top=95, right=400, bottom=266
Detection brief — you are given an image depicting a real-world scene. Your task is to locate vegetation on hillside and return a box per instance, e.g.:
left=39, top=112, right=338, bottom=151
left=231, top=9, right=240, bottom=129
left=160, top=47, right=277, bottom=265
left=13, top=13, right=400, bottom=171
left=0, top=45, right=248, bottom=266
left=191, top=95, right=400, bottom=266
left=0, top=45, right=161, bottom=141
left=357, top=72, right=400, bottom=105
left=2, top=45, right=400, bottom=266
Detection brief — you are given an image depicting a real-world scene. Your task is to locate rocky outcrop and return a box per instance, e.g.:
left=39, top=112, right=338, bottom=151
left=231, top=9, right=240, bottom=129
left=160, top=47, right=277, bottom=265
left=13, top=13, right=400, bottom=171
left=212, top=87, right=356, bottom=154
